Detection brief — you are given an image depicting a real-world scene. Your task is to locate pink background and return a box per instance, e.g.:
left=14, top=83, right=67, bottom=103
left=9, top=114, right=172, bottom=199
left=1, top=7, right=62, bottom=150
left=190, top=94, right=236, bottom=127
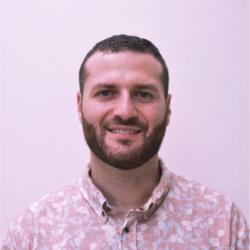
left=1, top=0, right=249, bottom=239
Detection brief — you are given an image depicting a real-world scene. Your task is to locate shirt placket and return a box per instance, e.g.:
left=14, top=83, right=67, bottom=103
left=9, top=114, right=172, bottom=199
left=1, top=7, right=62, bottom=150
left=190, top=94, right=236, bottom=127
left=118, top=210, right=142, bottom=250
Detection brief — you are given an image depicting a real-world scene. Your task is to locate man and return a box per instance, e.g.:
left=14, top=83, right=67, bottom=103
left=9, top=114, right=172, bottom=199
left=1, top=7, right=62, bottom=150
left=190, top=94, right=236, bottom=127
left=2, top=34, right=249, bottom=249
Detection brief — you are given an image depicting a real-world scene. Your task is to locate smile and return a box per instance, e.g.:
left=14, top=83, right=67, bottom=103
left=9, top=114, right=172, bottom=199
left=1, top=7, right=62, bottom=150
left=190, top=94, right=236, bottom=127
left=106, top=125, right=142, bottom=135
left=109, top=129, right=140, bottom=134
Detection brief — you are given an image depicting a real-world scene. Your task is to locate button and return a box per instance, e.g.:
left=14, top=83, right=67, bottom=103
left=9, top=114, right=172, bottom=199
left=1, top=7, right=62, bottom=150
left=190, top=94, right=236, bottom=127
left=148, top=203, right=153, bottom=210
left=123, top=227, right=129, bottom=233
left=101, top=211, right=108, bottom=224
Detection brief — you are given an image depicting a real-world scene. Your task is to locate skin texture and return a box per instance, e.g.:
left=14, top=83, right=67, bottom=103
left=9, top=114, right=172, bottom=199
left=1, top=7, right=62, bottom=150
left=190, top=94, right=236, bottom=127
left=77, top=51, right=171, bottom=209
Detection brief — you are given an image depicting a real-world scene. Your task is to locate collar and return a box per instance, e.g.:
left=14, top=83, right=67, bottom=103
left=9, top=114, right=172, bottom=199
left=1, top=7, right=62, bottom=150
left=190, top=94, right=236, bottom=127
left=80, top=159, right=172, bottom=223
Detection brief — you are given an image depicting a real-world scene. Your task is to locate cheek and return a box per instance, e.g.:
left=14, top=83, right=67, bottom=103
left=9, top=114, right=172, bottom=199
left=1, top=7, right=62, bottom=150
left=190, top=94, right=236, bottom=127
left=142, top=105, right=166, bottom=125
left=81, top=101, right=111, bottom=124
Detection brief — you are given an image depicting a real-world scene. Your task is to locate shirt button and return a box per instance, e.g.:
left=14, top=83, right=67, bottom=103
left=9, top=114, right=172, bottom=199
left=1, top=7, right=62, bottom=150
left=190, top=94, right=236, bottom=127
left=148, top=202, right=153, bottom=210
left=123, top=227, right=129, bottom=233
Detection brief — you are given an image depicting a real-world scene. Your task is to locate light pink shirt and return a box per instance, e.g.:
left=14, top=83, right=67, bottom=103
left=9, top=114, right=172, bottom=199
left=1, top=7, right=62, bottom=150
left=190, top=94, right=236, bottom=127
left=2, top=161, right=249, bottom=249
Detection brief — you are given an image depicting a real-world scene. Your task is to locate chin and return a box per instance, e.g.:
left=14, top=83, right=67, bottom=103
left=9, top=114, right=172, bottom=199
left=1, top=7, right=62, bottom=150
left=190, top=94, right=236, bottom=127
left=107, top=142, right=142, bottom=154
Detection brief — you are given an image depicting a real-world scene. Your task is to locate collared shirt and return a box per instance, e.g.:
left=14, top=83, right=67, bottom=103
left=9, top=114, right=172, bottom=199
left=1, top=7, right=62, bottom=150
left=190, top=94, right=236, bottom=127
left=2, top=161, right=249, bottom=249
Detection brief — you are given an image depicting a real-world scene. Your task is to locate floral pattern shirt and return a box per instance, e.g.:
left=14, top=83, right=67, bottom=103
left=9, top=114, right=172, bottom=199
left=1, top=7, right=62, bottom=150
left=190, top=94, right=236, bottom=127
left=2, top=161, right=249, bottom=249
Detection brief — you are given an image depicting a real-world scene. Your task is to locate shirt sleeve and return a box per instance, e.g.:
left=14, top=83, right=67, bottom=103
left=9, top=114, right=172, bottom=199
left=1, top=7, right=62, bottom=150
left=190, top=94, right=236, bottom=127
left=229, top=203, right=249, bottom=250
left=1, top=209, right=35, bottom=250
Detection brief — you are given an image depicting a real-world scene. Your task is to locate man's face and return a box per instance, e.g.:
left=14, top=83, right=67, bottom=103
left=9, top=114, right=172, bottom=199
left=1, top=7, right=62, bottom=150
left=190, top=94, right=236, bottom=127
left=77, top=51, right=171, bottom=170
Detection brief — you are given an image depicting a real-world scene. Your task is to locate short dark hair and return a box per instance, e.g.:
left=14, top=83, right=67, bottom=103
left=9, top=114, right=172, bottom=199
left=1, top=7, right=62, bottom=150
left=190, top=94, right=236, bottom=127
left=79, top=34, right=169, bottom=96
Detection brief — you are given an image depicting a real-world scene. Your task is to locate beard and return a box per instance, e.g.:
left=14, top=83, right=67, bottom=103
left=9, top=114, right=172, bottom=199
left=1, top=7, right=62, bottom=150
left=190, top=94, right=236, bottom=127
left=80, top=112, right=167, bottom=170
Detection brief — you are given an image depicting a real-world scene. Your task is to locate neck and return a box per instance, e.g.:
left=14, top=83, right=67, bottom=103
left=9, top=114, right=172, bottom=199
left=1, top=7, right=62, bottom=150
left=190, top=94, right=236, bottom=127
left=89, top=153, right=161, bottom=210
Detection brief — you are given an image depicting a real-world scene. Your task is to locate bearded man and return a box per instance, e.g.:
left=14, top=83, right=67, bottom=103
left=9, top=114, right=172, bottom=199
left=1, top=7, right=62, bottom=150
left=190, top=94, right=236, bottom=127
left=2, top=34, right=249, bottom=249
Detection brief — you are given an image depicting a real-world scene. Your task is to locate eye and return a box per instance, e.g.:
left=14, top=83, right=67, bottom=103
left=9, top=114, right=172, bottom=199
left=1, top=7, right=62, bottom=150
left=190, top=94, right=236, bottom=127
left=134, top=91, right=154, bottom=102
left=95, top=89, right=116, bottom=99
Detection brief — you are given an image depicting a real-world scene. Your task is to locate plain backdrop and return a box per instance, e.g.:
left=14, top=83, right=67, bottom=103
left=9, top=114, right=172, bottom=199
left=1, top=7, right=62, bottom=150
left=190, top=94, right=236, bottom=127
left=1, top=0, right=249, bottom=240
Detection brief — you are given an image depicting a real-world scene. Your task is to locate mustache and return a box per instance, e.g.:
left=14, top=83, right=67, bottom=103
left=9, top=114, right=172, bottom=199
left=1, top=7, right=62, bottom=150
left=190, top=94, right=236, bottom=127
left=103, top=116, right=147, bottom=129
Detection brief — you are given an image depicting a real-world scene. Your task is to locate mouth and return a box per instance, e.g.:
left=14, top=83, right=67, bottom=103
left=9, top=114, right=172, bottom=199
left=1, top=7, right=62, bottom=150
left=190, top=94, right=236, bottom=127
left=108, top=128, right=141, bottom=134
left=103, top=125, right=144, bottom=146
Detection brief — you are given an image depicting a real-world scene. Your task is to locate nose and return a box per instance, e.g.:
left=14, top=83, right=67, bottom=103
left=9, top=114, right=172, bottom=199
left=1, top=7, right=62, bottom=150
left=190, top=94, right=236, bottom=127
left=113, top=93, right=138, bottom=120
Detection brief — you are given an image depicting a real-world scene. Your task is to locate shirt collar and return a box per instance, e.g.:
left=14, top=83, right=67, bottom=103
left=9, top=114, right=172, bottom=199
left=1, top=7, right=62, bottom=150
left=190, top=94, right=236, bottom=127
left=80, top=163, right=107, bottom=219
left=141, top=159, right=171, bottom=220
left=80, top=159, right=171, bottom=221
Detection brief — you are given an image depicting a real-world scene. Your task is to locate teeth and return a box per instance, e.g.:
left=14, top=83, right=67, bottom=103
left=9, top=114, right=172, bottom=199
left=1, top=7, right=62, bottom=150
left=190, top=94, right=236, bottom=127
left=111, top=129, right=138, bottom=134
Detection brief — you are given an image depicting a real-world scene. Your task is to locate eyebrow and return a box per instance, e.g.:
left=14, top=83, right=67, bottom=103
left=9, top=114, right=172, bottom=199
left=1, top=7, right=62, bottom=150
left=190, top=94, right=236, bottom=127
left=91, top=83, right=117, bottom=90
left=90, top=82, right=160, bottom=93
left=133, top=84, right=159, bottom=91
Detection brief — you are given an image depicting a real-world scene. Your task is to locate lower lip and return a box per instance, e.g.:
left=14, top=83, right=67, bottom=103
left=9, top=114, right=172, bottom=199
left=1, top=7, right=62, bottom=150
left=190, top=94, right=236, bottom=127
left=108, top=130, right=141, bottom=139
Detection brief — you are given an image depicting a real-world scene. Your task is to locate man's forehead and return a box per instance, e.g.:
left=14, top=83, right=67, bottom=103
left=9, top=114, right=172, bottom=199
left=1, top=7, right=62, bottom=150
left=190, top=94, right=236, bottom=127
left=84, top=50, right=163, bottom=77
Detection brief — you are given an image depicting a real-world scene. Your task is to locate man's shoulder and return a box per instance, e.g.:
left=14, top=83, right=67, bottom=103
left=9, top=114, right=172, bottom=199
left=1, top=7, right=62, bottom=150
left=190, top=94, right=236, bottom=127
left=166, top=171, right=234, bottom=214
left=16, top=179, right=85, bottom=222
left=1, top=179, right=88, bottom=248
left=160, top=171, right=249, bottom=249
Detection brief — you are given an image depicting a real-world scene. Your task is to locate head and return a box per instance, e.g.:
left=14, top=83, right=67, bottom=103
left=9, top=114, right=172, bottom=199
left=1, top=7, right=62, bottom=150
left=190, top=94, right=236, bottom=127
left=77, top=34, right=171, bottom=170
left=79, top=34, right=169, bottom=96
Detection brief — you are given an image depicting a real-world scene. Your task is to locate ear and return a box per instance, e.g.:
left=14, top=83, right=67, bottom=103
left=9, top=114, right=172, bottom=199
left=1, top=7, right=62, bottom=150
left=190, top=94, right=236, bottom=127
left=77, top=91, right=83, bottom=122
left=165, top=94, right=172, bottom=126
